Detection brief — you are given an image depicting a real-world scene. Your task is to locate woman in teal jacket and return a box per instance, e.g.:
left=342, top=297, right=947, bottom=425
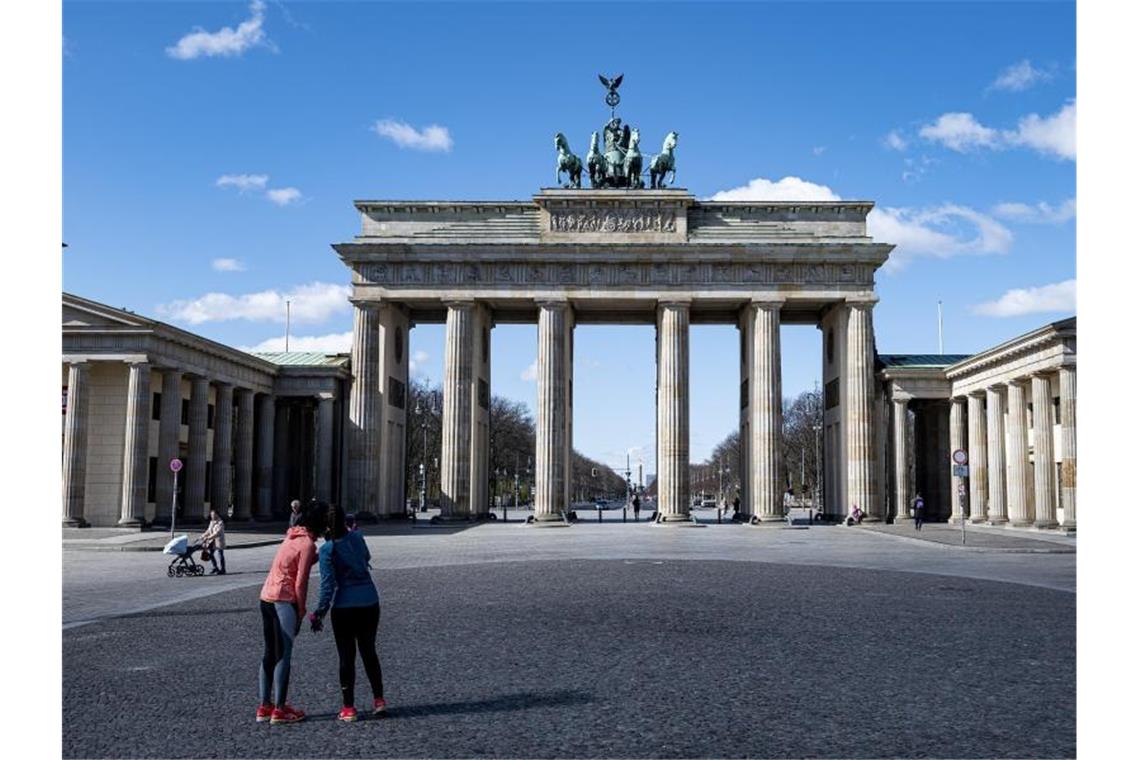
left=309, top=502, right=386, bottom=722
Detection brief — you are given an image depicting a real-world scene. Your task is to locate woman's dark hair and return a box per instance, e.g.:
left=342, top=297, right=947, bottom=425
left=297, top=500, right=328, bottom=537
left=326, top=502, right=348, bottom=540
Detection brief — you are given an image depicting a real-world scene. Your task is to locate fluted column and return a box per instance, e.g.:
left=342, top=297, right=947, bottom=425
left=948, top=397, right=966, bottom=523
left=62, top=362, right=91, bottom=527
left=1032, top=373, right=1058, bottom=529
left=749, top=300, right=783, bottom=523
left=892, top=398, right=910, bottom=523
left=348, top=301, right=381, bottom=515
left=255, top=393, right=276, bottom=520
left=210, top=383, right=234, bottom=514
left=985, top=385, right=1008, bottom=524
left=1006, top=380, right=1032, bottom=527
left=845, top=301, right=878, bottom=520
left=233, top=388, right=255, bottom=520
left=118, top=362, right=151, bottom=527
left=656, top=301, right=691, bottom=522
left=967, top=393, right=987, bottom=523
left=440, top=301, right=474, bottom=519
left=535, top=301, right=572, bottom=523
left=183, top=376, right=209, bottom=521
left=1059, top=365, right=1076, bottom=530
left=154, top=369, right=183, bottom=524
left=315, top=393, right=336, bottom=503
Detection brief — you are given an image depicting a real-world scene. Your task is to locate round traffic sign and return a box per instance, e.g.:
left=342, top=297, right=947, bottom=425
left=169, top=458, right=183, bottom=473
left=952, top=449, right=968, bottom=466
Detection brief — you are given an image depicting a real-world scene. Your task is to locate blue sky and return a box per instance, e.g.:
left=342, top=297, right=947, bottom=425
left=63, top=0, right=1076, bottom=475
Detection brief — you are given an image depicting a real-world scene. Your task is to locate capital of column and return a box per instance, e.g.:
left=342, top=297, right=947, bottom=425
left=749, top=297, right=785, bottom=310
left=443, top=298, right=476, bottom=310
left=657, top=298, right=692, bottom=310
left=844, top=295, right=879, bottom=308
left=348, top=297, right=382, bottom=311
left=535, top=298, right=571, bottom=310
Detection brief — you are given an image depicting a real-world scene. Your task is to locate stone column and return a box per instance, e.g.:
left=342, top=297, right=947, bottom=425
left=62, top=362, right=91, bottom=527
left=118, top=362, right=151, bottom=527
left=210, top=383, right=234, bottom=515
left=845, top=301, right=878, bottom=521
left=440, top=301, right=474, bottom=519
left=315, top=393, right=336, bottom=503
left=184, top=376, right=210, bottom=521
left=967, top=392, right=987, bottom=523
left=656, top=301, right=691, bottom=522
left=1005, top=379, right=1032, bottom=527
left=233, top=388, right=255, bottom=520
left=154, top=369, right=183, bottom=525
left=535, top=300, right=573, bottom=523
left=749, top=300, right=784, bottom=524
left=948, top=397, right=966, bottom=523
left=892, top=398, right=910, bottom=523
left=255, top=393, right=276, bottom=520
left=1032, top=373, right=1059, bottom=529
left=347, top=301, right=381, bottom=516
left=1059, top=365, right=1076, bottom=530
left=985, top=386, right=1007, bottom=525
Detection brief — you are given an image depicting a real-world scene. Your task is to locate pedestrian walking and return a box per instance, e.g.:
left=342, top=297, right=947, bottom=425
left=732, top=495, right=740, bottom=518
left=344, top=511, right=358, bottom=533
left=200, top=509, right=226, bottom=575
left=632, top=495, right=641, bottom=522
left=255, top=503, right=325, bottom=725
left=309, top=502, right=387, bottom=722
left=913, top=493, right=925, bottom=531
left=288, top=499, right=303, bottom=527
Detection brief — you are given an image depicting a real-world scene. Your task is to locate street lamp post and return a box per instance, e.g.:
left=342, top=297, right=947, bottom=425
left=813, top=423, right=822, bottom=514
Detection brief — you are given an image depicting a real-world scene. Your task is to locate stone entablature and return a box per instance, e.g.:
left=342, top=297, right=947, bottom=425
left=944, top=318, right=1075, bottom=397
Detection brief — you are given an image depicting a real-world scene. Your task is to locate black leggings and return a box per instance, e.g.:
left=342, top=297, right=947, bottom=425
left=330, top=603, right=384, bottom=707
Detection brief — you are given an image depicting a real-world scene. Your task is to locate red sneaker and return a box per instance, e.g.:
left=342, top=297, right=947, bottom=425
left=255, top=704, right=274, bottom=723
left=373, top=697, right=387, bottom=715
left=270, top=705, right=306, bottom=724
left=337, top=706, right=358, bottom=722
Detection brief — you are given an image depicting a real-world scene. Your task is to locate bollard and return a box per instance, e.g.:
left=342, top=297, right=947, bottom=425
left=717, top=508, right=722, bottom=524
left=623, top=507, right=627, bottom=523
left=597, top=506, right=602, bottom=523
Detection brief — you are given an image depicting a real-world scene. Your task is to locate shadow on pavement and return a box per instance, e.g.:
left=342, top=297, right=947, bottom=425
left=382, top=690, right=593, bottom=719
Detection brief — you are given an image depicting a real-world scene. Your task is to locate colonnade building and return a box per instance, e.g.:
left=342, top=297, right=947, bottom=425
left=61, top=189, right=1075, bottom=531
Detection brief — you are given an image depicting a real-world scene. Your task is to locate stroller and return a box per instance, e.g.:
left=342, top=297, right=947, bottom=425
left=163, top=534, right=206, bottom=577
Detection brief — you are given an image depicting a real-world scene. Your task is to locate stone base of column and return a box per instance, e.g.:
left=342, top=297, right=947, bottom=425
left=970, top=516, right=986, bottom=524
left=62, top=517, right=88, bottom=528
left=1034, top=519, right=1060, bottom=530
left=986, top=517, right=1009, bottom=526
left=749, top=515, right=785, bottom=526
left=529, top=514, right=571, bottom=528
left=1009, top=519, right=1033, bottom=528
left=116, top=517, right=144, bottom=529
left=861, top=516, right=883, bottom=524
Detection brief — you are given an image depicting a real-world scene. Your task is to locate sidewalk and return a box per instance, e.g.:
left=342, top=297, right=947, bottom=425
left=62, top=523, right=288, bottom=552
left=859, top=521, right=1076, bottom=553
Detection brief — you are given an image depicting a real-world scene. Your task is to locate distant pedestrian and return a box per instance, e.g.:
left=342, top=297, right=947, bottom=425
left=288, top=500, right=302, bottom=527
left=255, top=503, right=325, bottom=725
left=732, top=495, right=740, bottom=517
left=344, top=511, right=358, bottom=533
left=913, top=494, right=925, bottom=531
left=200, top=509, right=226, bottom=575
left=309, top=502, right=387, bottom=722
left=632, top=495, right=641, bottom=521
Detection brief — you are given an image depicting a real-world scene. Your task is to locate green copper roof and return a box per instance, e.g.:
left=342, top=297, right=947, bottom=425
left=250, top=351, right=349, bottom=367
left=878, top=354, right=971, bottom=368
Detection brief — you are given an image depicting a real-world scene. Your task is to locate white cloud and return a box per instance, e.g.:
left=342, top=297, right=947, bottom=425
left=973, top=279, right=1076, bottom=317
left=812, top=146, right=826, bottom=156
left=410, top=350, right=430, bottom=378
left=991, top=198, right=1075, bottom=225
left=241, top=330, right=353, bottom=354
left=211, top=258, right=246, bottom=272
left=372, top=119, right=453, bottom=152
left=918, top=112, right=1001, bottom=152
left=707, top=176, right=840, bottom=202
left=166, top=0, right=270, bottom=60
left=520, top=360, right=538, bottom=382
left=156, top=282, right=351, bottom=325
left=266, top=187, right=303, bottom=206
left=1005, top=101, right=1075, bottom=160
left=988, top=60, right=1052, bottom=93
left=883, top=130, right=908, bottom=151
left=216, top=173, right=268, bottom=192
left=919, top=102, right=1075, bottom=161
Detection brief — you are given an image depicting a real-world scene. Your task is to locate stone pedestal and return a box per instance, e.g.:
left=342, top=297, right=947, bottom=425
left=440, top=301, right=475, bottom=520
left=1005, top=380, right=1032, bottom=527
left=967, top=393, right=987, bottom=523
left=348, top=301, right=381, bottom=517
left=845, top=301, right=879, bottom=521
left=656, top=301, right=691, bottom=523
left=255, top=393, right=276, bottom=520
left=1059, top=365, right=1076, bottom=530
left=62, top=362, right=91, bottom=527
left=119, top=362, right=151, bottom=527
left=211, top=384, right=234, bottom=515
left=892, top=398, right=910, bottom=523
left=1031, top=373, right=1058, bottom=529
left=534, top=301, right=573, bottom=523
left=185, top=376, right=209, bottom=521
left=233, top=388, right=255, bottom=521
left=747, top=300, right=784, bottom=524
left=984, top=386, right=1007, bottom=525
left=154, top=369, right=183, bottom=525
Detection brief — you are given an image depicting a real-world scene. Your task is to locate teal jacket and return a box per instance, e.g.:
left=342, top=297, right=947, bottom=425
left=315, top=531, right=379, bottom=616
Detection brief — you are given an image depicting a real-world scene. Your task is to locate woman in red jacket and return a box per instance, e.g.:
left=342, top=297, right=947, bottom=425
left=255, top=503, right=326, bottom=725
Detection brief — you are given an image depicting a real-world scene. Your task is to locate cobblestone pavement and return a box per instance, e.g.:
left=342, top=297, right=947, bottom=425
left=63, top=524, right=1075, bottom=758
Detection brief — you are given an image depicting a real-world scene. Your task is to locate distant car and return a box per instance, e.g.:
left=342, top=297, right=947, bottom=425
left=701, top=498, right=716, bottom=509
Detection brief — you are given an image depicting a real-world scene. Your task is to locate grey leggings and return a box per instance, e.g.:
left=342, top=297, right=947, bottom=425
left=258, top=601, right=298, bottom=706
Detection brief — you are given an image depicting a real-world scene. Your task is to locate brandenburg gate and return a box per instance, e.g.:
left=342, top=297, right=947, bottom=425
left=334, top=188, right=893, bottom=525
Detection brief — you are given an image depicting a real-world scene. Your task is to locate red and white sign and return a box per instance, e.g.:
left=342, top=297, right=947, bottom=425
left=169, top=458, right=183, bottom=473
left=952, top=449, right=968, bottom=466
